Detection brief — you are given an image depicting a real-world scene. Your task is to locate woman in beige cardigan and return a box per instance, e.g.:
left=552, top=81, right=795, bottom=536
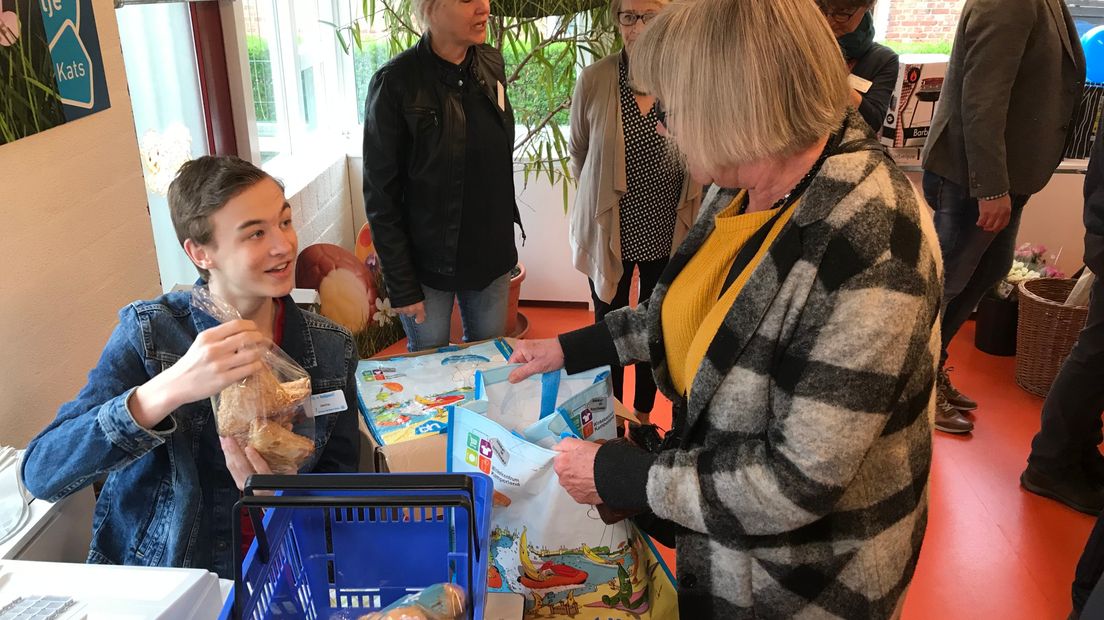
left=568, top=0, right=700, bottom=423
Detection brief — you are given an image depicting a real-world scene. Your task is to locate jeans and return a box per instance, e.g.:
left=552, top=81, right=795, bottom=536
left=589, top=258, right=667, bottom=414
left=400, top=271, right=510, bottom=352
left=922, top=171, right=1028, bottom=364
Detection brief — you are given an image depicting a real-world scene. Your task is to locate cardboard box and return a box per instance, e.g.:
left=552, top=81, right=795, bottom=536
left=888, top=147, right=921, bottom=165
left=356, top=339, right=638, bottom=473
left=356, top=339, right=515, bottom=447
left=881, top=54, right=949, bottom=148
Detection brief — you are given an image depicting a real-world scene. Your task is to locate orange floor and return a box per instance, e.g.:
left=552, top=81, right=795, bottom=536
left=384, top=305, right=1098, bottom=618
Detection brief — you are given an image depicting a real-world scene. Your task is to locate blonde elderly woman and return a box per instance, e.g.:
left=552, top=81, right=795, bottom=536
left=568, top=0, right=700, bottom=423
left=362, top=0, right=522, bottom=351
left=508, top=0, right=941, bottom=616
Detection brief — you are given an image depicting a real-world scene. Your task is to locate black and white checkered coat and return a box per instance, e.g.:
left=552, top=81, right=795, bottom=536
left=562, top=111, right=942, bottom=619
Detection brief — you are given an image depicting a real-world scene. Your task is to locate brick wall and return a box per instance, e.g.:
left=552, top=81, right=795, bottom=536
left=289, top=155, right=358, bottom=252
left=884, top=0, right=964, bottom=42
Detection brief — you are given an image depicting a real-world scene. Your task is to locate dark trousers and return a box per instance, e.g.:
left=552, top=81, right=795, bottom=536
left=589, top=258, right=667, bottom=414
left=922, top=171, right=1028, bottom=365
left=1074, top=509, right=1104, bottom=616
left=1028, top=246, right=1104, bottom=475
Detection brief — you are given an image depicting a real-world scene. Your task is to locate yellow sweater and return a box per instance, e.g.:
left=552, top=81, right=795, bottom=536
left=662, top=192, right=797, bottom=395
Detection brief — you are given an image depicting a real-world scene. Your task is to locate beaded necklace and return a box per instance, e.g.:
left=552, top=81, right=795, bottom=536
left=736, top=129, right=841, bottom=215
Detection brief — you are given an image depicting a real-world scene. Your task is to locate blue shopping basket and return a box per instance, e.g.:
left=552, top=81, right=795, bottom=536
left=219, top=473, right=492, bottom=620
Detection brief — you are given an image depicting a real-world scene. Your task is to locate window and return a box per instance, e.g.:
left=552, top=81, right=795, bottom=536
left=239, top=0, right=345, bottom=164
left=874, top=0, right=958, bottom=55
left=116, top=2, right=211, bottom=291
left=1071, top=1, right=1104, bottom=36
left=332, top=3, right=581, bottom=131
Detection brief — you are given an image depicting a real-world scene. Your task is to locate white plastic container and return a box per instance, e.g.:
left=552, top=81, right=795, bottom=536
left=0, top=560, right=226, bottom=619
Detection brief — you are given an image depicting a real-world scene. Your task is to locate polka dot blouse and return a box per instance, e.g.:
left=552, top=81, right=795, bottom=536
left=617, top=54, right=683, bottom=262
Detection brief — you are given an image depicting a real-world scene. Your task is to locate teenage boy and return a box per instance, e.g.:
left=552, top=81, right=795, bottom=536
left=21, top=156, right=360, bottom=578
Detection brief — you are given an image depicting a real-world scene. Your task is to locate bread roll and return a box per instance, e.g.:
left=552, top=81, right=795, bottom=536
left=249, top=418, right=315, bottom=473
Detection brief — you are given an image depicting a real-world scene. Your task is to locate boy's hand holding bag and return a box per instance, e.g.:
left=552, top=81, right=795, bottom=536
left=193, top=285, right=316, bottom=475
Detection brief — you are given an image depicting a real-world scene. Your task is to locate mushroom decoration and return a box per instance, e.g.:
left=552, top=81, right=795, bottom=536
left=296, top=243, right=378, bottom=333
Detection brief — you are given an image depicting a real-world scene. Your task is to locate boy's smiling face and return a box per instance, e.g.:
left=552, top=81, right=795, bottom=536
left=187, top=177, right=298, bottom=305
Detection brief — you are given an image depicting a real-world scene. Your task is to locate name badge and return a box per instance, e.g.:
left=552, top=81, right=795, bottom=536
left=309, top=390, right=348, bottom=417
left=848, top=74, right=873, bottom=94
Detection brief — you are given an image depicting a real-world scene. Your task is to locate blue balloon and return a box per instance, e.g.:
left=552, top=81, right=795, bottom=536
left=1081, top=25, right=1104, bottom=84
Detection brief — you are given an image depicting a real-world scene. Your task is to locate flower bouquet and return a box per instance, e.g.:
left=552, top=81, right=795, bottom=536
left=994, top=243, right=1065, bottom=300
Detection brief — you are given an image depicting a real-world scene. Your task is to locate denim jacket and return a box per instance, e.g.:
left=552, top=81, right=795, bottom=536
left=21, top=290, right=361, bottom=578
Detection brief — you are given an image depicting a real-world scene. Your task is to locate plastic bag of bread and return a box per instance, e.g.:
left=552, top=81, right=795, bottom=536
left=193, top=285, right=316, bottom=475
left=356, top=583, right=466, bottom=620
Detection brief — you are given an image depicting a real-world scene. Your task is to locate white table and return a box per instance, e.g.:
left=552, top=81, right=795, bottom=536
left=0, top=450, right=94, bottom=563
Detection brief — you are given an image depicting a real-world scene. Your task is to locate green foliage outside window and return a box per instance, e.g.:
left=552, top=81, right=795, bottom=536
left=246, top=35, right=278, bottom=123
left=350, top=39, right=575, bottom=129
left=883, top=40, right=953, bottom=55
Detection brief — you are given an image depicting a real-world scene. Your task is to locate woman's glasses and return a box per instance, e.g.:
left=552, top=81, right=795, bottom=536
left=617, top=11, right=657, bottom=27
left=816, top=1, right=862, bottom=24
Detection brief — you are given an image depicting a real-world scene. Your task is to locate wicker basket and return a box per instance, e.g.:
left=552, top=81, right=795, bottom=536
left=1014, top=278, right=1090, bottom=397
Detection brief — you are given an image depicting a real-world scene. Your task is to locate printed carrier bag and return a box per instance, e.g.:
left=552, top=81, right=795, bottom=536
left=448, top=405, right=678, bottom=619
left=474, top=365, right=618, bottom=442
left=354, top=339, right=513, bottom=445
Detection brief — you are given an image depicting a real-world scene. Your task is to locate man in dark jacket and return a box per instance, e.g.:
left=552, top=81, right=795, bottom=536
left=1023, top=129, right=1104, bottom=516
left=362, top=0, right=522, bottom=352
left=816, top=0, right=899, bottom=131
left=921, top=0, right=1085, bottom=435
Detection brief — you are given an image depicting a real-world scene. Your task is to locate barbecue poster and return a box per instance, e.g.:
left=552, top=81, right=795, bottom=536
left=880, top=54, right=948, bottom=148
left=0, top=0, right=111, bottom=146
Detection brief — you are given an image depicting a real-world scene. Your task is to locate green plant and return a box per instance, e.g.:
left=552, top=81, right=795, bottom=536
left=329, top=0, right=619, bottom=208
left=246, top=35, right=278, bottom=123
left=883, top=40, right=953, bottom=55
left=352, top=39, right=393, bottom=124
left=0, top=1, right=65, bottom=145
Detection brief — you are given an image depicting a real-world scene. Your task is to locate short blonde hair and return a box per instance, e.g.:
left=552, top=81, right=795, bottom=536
left=411, top=0, right=439, bottom=31
left=631, top=0, right=850, bottom=171
left=609, top=0, right=624, bottom=25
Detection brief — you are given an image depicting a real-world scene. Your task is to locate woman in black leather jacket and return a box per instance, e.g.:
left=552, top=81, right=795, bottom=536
left=362, top=0, right=522, bottom=351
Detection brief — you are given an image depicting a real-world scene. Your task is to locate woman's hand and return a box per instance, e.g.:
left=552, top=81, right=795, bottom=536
left=394, top=301, right=426, bottom=324
left=220, top=437, right=275, bottom=493
left=553, top=438, right=601, bottom=505
left=507, top=338, right=565, bottom=383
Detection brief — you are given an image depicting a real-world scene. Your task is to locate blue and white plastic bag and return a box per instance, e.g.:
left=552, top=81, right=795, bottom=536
left=473, top=365, right=617, bottom=442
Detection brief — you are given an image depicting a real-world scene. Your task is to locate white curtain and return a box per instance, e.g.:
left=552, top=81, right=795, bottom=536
left=116, top=2, right=209, bottom=292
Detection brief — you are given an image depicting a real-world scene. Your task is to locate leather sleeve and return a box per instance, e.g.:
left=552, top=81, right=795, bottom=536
left=362, top=68, right=424, bottom=308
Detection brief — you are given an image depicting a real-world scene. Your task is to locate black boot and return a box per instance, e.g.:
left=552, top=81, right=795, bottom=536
left=1022, top=465, right=1104, bottom=516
